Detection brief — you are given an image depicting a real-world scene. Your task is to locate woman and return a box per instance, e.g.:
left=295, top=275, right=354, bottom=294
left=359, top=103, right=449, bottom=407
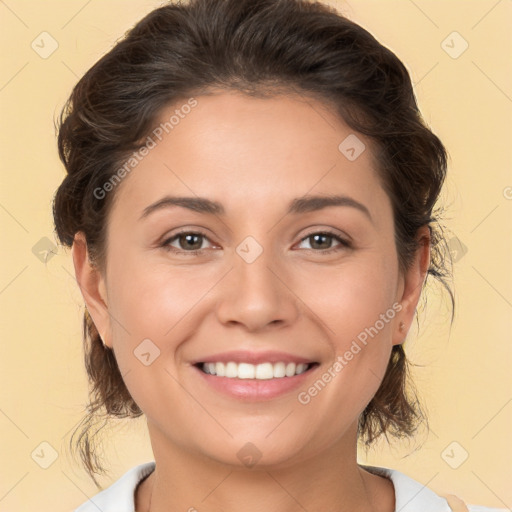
left=52, top=0, right=503, bottom=510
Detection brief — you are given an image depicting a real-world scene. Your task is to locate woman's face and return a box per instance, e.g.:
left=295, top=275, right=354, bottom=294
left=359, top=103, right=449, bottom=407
left=76, top=90, right=427, bottom=468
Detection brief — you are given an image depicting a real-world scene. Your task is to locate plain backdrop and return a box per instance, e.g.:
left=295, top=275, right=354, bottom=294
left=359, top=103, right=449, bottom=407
left=0, top=1, right=511, bottom=510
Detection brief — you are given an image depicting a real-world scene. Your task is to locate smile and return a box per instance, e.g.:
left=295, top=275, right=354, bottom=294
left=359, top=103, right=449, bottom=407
left=199, top=361, right=315, bottom=379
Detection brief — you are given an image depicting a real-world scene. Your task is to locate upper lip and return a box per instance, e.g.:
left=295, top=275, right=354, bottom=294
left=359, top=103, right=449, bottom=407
left=192, top=350, right=316, bottom=365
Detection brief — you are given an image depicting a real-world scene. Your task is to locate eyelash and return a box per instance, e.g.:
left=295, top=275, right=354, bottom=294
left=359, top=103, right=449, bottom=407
left=160, top=229, right=352, bottom=256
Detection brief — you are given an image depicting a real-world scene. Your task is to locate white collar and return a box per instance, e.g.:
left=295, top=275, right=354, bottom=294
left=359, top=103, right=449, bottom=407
left=74, top=461, right=501, bottom=512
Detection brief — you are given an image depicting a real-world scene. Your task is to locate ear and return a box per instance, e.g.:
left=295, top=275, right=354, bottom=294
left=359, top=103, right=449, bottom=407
left=392, top=225, right=431, bottom=346
left=71, top=232, right=112, bottom=348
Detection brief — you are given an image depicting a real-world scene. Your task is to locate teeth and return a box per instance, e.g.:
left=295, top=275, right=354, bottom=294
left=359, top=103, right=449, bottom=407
left=215, top=362, right=225, bottom=377
left=201, top=361, right=311, bottom=379
left=285, top=362, right=296, bottom=377
left=238, top=363, right=255, bottom=379
left=295, top=363, right=308, bottom=375
left=255, top=362, right=273, bottom=379
left=273, top=362, right=286, bottom=378
left=226, top=362, right=237, bottom=377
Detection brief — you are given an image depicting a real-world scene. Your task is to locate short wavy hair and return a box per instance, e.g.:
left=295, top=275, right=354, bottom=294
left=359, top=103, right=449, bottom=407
left=53, top=0, right=453, bottom=487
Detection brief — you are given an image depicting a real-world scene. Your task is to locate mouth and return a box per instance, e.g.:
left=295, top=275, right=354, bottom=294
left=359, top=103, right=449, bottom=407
left=195, top=361, right=319, bottom=380
left=190, top=350, right=320, bottom=400
left=192, top=358, right=320, bottom=401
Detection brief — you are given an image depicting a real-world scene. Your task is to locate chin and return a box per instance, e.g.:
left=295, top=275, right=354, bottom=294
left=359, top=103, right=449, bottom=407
left=191, top=430, right=315, bottom=471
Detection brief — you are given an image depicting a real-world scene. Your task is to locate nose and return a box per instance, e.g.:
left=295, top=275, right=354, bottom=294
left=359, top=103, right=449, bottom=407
left=215, top=243, right=300, bottom=332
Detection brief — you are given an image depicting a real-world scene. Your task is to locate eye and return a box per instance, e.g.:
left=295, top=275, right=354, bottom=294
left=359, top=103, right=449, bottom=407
left=161, top=230, right=214, bottom=255
left=160, top=228, right=351, bottom=256
left=296, top=230, right=351, bottom=254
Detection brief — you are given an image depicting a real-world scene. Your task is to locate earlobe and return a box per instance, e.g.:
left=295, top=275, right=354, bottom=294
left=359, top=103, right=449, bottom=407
left=392, top=226, right=431, bottom=346
left=71, top=232, right=112, bottom=348
left=392, top=318, right=407, bottom=346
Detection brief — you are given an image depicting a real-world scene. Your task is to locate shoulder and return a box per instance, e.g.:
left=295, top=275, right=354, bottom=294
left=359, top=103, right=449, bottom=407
left=361, top=465, right=507, bottom=512
left=73, top=461, right=156, bottom=512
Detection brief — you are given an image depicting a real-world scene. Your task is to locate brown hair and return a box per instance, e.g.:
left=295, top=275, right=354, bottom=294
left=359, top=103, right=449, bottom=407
left=53, top=0, right=453, bottom=487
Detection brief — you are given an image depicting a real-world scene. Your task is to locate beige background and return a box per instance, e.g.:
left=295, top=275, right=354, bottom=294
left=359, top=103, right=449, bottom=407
left=1, top=1, right=511, bottom=510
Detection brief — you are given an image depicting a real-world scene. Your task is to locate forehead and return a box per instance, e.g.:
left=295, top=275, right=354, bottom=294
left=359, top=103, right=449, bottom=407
left=109, top=90, right=389, bottom=224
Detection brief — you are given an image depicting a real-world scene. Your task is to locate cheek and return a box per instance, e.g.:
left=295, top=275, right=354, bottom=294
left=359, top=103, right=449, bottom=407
left=103, top=263, right=196, bottom=420
left=104, top=256, right=221, bottom=389
left=305, top=253, right=398, bottom=345
left=103, top=263, right=168, bottom=365
left=107, top=254, right=203, bottom=340
left=296, top=255, right=398, bottom=413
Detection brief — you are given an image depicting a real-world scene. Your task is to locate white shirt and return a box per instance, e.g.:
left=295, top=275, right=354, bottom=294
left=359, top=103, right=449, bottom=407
left=74, top=461, right=506, bottom=512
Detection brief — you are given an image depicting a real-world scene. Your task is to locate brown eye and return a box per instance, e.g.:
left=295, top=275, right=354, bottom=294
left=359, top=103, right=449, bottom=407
left=176, top=233, right=204, bottom=251
left=161, top=230, right=212, bottom=254
left=308, top=233, right=334, bottom=250
left=297, top=230, right=351, bottom=254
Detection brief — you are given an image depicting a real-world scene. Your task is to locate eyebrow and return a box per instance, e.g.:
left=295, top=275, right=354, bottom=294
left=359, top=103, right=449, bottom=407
left=139, top=194, right=372, bottom=222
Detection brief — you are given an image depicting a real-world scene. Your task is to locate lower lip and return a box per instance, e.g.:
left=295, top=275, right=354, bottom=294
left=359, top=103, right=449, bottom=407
left=193, top=365, right=317, bottom=401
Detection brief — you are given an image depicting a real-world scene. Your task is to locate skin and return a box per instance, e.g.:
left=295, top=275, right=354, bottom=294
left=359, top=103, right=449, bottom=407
left=72, top=90, right=430, bottom=512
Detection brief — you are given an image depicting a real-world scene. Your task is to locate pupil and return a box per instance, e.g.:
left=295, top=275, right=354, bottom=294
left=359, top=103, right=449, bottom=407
left=312, top=234, right=330, bottom=249
left=182, top=233, right=201, bottom=250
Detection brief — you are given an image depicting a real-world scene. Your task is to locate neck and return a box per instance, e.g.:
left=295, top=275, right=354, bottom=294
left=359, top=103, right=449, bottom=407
left=137, top=422, right=395, bottom=512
